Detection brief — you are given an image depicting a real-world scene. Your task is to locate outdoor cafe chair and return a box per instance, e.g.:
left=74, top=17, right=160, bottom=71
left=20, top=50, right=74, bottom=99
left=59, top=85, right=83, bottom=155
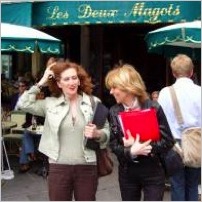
left=3, top=110, right=26, bottom=155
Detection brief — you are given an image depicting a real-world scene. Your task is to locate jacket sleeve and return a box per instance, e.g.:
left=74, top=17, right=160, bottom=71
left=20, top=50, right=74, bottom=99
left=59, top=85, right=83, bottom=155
left=97, top=120, right=111, bottom=149
left=16, top=85, right=46, bottom=117
left=150, top=102, right=175, bottom=155
left=108, top=106, right=134, bottom=164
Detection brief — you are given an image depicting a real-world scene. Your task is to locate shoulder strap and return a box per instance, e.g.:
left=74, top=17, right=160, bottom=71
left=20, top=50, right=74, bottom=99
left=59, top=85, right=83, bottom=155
left=169, top=86, right=184, bottom=125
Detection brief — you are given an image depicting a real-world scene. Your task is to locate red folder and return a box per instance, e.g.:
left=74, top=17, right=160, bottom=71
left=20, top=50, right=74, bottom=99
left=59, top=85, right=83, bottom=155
left=118, top=108, right=160, bottom=142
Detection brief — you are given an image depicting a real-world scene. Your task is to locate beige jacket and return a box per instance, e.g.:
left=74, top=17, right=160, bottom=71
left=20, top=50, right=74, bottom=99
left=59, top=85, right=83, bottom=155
left=16, top=85, right=110, bottom=162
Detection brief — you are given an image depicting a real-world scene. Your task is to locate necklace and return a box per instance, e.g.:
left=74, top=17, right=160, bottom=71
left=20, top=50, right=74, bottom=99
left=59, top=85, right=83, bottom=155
left=72, top=115, right=76, bottom=126
left=70, top=97, right=78, bottom=127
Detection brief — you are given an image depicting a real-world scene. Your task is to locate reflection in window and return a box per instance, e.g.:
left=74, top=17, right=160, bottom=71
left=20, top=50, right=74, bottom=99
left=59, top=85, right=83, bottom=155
left=1, top=55, right=12, bottom=80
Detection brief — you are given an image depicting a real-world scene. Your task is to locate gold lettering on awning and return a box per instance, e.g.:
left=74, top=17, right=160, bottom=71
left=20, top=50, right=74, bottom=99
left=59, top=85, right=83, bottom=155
left=46, top=6, right=69, bottom=20
left=44, top=2, right=181, bottom=24
left=124, top=3, right=180, bottom=23
left=78, top=4, right=118, bottom=18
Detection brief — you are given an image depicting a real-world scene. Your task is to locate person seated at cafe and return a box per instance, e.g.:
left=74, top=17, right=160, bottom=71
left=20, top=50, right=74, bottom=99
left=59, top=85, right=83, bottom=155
left=10, top=78, right=30, bottom=110
left=19, top=89, right=49, bottom=173
left=10, top=78, right=33, bottom=126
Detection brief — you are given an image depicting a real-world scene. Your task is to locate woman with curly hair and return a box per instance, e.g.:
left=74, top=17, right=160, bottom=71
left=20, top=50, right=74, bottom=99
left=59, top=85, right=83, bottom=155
left=16, top=58, right=110, bottom=201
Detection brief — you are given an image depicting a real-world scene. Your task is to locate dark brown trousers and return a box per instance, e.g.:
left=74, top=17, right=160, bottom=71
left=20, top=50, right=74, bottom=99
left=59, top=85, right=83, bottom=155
left=48, top=163, right=98, bottom=201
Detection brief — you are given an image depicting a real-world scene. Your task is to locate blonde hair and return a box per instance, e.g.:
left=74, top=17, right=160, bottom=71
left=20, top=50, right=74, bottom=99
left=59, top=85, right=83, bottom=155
left=171, top=54, right=194, bottom=77
left=105, top=64, right=148, bottom=103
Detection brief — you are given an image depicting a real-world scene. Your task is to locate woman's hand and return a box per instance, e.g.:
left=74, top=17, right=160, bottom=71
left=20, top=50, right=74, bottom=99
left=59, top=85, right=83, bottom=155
left=84, top=123, right=101, bottom=139
left=37, top=62, right=56, bottom=87
left=122, top=130, right=135, bottom=147
left=130, top=134, right=152, bottom=156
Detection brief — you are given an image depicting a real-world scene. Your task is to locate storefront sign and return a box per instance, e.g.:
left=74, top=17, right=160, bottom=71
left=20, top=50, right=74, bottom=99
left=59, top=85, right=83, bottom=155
left=2, top=1, right=201, bottom=27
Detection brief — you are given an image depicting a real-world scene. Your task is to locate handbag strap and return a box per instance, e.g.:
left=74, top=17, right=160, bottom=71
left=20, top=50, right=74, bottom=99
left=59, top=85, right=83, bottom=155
left=169, top=86, right=184, bottom=125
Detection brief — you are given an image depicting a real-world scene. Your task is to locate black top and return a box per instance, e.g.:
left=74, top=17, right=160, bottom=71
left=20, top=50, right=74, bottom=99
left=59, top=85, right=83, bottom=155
left=108, top=99, right=175, bottom=166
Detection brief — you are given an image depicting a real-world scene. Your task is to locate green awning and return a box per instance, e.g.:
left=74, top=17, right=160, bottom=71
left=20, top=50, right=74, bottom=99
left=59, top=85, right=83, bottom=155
left=1, top=23, right=62, bottom=54
left=2, top=2, right=32, bottom=26
left=2, top=1, right=201, bottom=27
left=145, top=21, right=201, bottom=60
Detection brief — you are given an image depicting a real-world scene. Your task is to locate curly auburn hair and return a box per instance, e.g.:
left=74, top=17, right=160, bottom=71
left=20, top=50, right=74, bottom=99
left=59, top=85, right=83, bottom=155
left=47, top=58, right=94, bottom=97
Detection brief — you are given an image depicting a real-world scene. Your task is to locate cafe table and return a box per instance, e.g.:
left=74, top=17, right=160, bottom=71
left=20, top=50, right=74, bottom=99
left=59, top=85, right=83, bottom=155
left=26, top=125, right=44, bottom=135
left=2, top=121, right=17, bottom=130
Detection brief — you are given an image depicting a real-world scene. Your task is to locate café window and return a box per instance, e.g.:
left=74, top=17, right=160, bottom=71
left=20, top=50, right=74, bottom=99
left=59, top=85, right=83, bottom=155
left=1, top=54, right=12, bottom=80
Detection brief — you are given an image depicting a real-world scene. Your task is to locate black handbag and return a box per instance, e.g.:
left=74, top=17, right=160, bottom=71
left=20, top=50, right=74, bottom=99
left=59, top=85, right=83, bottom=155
left=85, top=138, right=100, bottom=151
left=159, top=146, right=184, bottom=177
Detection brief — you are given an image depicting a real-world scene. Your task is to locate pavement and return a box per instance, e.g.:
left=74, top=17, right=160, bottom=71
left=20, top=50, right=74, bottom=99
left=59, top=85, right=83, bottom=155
left=1, top=152, right=172, bottom=201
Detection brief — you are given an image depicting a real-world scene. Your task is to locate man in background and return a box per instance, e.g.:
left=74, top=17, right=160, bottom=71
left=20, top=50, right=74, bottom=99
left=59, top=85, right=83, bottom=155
left=158, top=54, right=201, bottom=201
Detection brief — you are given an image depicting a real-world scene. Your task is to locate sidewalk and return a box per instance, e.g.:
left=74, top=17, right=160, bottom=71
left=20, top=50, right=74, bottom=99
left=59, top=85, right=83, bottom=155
left=1, top=153, right=171, bottom=201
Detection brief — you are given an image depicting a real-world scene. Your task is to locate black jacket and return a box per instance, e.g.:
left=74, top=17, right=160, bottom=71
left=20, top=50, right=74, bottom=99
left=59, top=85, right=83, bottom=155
left=108, top=99, right=175, bottom=166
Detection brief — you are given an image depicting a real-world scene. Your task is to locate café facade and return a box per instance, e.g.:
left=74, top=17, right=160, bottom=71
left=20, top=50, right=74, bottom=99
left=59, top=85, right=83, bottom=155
left=1, top=1, right=201, bottom=105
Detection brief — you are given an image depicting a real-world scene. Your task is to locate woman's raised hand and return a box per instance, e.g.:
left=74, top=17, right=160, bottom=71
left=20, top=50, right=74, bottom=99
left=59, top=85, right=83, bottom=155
left=37, top=61, right=56, bottom=86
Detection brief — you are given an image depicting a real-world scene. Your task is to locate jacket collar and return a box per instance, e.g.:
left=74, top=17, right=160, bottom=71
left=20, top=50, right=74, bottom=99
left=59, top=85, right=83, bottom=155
left=81, top=92, right=92, bottom=106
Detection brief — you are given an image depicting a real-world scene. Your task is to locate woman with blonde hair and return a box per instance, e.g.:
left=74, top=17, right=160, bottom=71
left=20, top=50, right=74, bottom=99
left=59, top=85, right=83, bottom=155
left=105, top=64, right=174, bottom=201
left=16, top=58, right=110, bottom=201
